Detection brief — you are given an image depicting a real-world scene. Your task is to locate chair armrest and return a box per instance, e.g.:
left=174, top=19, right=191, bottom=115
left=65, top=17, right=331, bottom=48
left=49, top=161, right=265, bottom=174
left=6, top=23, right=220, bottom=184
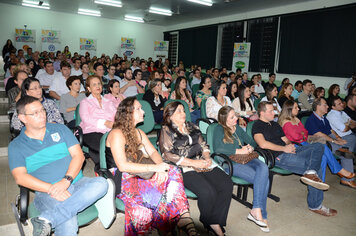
left=97, top=168, right=114, bottom=180
left=73, top=126, right=84, bottom=148
left=211, top=153, right=233, bottom=178
left=19, top=186, right=29, bottom=224
left=255, top=147, right=276, bottom=169
left=196, top=118, right=216, bottom=125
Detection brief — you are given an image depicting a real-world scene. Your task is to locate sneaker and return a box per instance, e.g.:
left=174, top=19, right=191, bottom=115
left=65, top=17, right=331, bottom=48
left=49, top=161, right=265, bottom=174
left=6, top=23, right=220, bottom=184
left=30, top=217, right=51, bottom=236
left=310, top=205, right=337, bottom=216
left=94, top=178, right=116, bottom=229
left=300, top=174, right=329, bottom=190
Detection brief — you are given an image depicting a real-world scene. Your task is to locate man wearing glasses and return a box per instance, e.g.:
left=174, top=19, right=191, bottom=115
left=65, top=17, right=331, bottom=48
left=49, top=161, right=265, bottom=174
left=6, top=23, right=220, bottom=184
left=8, top=96, right=115, bottom=236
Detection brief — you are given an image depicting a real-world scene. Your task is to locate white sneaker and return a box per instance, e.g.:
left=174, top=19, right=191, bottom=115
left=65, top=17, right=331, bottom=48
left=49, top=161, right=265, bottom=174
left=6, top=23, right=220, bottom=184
left=94, top=178, right=116, bottom=228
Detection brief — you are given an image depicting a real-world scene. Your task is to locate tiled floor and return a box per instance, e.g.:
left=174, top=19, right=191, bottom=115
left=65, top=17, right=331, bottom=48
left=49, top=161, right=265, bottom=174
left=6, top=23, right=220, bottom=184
left=0, top=156, right=355, bottom=236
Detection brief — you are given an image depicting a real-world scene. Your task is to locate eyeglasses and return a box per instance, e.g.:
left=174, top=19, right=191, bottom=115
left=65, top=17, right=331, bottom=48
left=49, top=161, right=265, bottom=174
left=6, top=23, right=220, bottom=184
left=28, top=86, right=42, bottom=91
left=23, top=108, right=46, bottom=117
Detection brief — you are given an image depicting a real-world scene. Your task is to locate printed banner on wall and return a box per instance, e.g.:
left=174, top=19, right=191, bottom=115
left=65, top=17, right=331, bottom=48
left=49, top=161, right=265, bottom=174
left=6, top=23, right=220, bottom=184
left=41, top=29, right=61, bottom=52
left=80, top=38, right=97, bottom=56
left=15, top=28, right=36, bottom=52
left=232, top=42, right=251, bottom=73
left=153, top=40, right=169, bottom=60
left=120, top=37, right=136, bottom=59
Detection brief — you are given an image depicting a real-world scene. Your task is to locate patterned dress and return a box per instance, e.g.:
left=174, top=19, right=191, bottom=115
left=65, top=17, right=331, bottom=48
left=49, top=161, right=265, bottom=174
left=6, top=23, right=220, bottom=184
left=119, top=165, right=189, bottom=235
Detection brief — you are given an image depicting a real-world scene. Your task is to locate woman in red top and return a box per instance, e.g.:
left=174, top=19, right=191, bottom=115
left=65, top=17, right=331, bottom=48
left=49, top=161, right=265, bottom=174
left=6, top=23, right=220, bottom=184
left=147, top=61, right=156, bottom=72
left=278, top=100, right=355, bottom=181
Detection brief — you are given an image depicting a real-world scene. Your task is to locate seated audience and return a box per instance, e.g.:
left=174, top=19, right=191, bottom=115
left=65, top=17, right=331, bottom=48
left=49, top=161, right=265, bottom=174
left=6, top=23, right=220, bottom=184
left=170, top=76, right=200, bottom=123
left=298, top=79, right=315, bottom=111
left=104, top=79, right=125, bottom=108
left=344, top=94, right=356, bottom=123
left=210, top=68, right=220, bottom=90
left=227, top=81, right=238, bottom=101
left=261, top=84, right=281, bottom=121
left=347, top=85, right=356, bottom=96
left=232, top=84, right=257, bottom=121
left=104, top=64, right=121, bottom=82
left=291, top=81, right=303, bottom=100
left=251, top=74, right=265, bottom=94
left=71, top=58, right=82, bottom=76
left=8, top=95, right=113, bottom=236
left=25, top=59, right=36, bottom=77
left=343, top=71, right=356, bottom=94
left=143, top=79, right=167, bottom=124
left=206, top=81, right=231, bottom=121
left=191, top=68, right=202, bottom=87
left=105, top=97, right=197, bottom=235
left=279, top=100, right=355, bottom=182
left=147, top=61, right=156, bottom=72
left=277, top=82, right=294, bottom=107
left=214, top=106, right=270, bottom=232
left=159, top=101, right=233, bottom=236
left=4, top=63, right=16, bottom=88
left=8, top=70, right=28, bottom=114
left=140, top=61, right=150, bottom=81
left=36, top=61, right=60, bottom=89
left=6, top=63, right=28, bottom=94
left=133, top=69, right=146, bottom=88
left=49, top=61, right=84, bottom=100
left=326, top=84, right=341, bottom=107
left=79, top=76, right=116, bottom=169
left=120, top=68, right=144, bottom=97
left=195, top=76, right=212, bottom=108
left=162, top=65, right=172, bottom=80
left=305, top=98, right=356, bottom=188
left=313, top=87, right=325, bottom=99
left=241, top=72, right=251, bottom=87
left=11, top=78, right=64, bottom=132
left=278, top=78, right=289, bottom=92
left=262, top=73, right=276, bottom=89
left=236, top=76, right=243, bottom=88
left=59, top=76, right=86, bottom=128
left=253, top=101, right=337, bottom=216
left=79, top=62, right=90, bottom=85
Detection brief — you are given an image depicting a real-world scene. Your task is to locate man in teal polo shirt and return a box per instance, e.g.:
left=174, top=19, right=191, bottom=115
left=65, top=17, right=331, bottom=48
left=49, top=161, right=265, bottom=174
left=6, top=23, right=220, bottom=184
left=8, top=95, right=114, bottom=236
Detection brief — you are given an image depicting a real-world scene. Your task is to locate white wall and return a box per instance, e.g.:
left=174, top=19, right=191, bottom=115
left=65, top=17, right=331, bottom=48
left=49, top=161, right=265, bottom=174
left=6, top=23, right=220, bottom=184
left=164, top=0, right=355, bottom=94
left=0, top=3, right=165, bottom=59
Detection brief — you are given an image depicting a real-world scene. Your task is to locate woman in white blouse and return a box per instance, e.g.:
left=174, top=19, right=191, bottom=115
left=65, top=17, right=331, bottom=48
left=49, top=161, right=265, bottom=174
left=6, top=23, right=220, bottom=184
left=231, top=84, right=256, bottom=119
left=206, top=81, right=231, bottom=121
left=261, top=84, right=281, bottom=121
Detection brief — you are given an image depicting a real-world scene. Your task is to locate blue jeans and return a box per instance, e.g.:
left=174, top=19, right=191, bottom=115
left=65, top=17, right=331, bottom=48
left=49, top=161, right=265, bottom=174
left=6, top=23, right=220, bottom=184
left=301, top=142, right=342, bottom=181
left=191, top=109, right=201, bottom=124
left=231, top=159, right=269, bottom=219
left=330, top=133, right=356, bottom=182
left=34, top=177, right=108, bottom=236
left=276, top=143, right=324, bottom=209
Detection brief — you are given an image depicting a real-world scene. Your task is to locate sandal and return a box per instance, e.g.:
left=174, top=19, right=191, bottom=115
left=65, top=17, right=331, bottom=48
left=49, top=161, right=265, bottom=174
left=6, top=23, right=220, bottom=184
left=178, top=212, right=200, bottom=236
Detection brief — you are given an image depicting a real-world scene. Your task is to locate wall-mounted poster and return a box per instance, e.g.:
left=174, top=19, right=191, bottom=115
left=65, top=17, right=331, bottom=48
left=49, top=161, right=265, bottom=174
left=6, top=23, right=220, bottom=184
left=120, top=37, right=136, bottom=59
left=80, top=38, right=97, bottom=56
left=232, top=42, right=251, bottom=73
left=15, top=28, right=36, bottom=52
left=41, top=29, right=61, bottom=52
left=153, top=40, right=169, bottom=61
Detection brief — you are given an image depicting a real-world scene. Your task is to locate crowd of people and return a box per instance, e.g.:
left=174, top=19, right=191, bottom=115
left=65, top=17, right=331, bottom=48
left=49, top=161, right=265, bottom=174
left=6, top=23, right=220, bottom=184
left=4, top=39, right=356, bottom=235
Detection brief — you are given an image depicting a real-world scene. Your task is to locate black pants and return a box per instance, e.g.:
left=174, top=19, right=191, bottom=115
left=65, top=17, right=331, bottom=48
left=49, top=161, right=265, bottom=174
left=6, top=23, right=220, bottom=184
left=83, top=132, right=104, bottom=167
left=182, top=168, right=233, bottom=227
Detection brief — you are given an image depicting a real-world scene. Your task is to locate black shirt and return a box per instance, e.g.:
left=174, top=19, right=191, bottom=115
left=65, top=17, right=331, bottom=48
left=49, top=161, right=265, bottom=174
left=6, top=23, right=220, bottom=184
left=5, top=77, right=16, bottom=95
left=344, top=106, right=356, bottom=121
left=252, top=119, right=286, bottom=156
left=142, top=89, right=167, bottom=112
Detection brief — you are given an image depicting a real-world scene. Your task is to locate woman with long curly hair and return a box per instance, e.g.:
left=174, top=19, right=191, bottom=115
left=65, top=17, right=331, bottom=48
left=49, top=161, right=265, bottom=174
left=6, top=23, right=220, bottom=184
left=106, top=97, right=198, bottom=235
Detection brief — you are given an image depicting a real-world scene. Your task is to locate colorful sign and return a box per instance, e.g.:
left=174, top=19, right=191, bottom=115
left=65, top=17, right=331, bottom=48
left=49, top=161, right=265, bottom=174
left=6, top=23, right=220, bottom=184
left=15, top=28, right=36, bottom=51
left=41, top=29, right=61, bottom=52
left=232, top=42, right=251, bottom=72
left=153, top=40, right=169, bottom=60
left=120, top=37, right=136, bottom=58
left=80, top=38, right=97, bottom=56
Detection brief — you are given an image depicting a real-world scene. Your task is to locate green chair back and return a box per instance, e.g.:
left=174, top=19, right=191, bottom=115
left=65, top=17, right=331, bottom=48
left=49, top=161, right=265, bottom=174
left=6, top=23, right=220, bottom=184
left=137, top=100, right=155, bottom=134
left=136, top=93, right=144, bottom=100
left=254, top=98, right=261, bottom=110
left=301, top=116, right=309, bottom=126
left=246, top=120, right=256, bottom=138
left=75, top=104, right=81, bottom=127
left=164, top=99, right=192, bottom=122
left=200, top=98, right=208, bottom=119
left=206, top=123, right=219, bottom=153
left=170, top=82, right=175, bottom=91
left=191, top=84, right=200, bottom=98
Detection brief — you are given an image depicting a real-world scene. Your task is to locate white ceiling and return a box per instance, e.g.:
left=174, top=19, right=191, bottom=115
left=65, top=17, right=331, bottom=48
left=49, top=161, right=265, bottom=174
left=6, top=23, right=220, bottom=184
left=0, top=0, right=317, bottom=26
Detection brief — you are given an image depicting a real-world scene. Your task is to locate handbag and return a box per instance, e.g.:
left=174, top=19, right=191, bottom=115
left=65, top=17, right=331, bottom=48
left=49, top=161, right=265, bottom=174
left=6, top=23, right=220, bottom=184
left=230, top=132, right=259, bottom=164
left=128, top=147, right=156, bottom=180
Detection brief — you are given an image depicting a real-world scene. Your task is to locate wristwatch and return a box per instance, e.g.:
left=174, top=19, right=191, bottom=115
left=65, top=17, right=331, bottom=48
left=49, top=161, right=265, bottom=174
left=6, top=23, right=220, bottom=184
left=63, top=175, right=73, bottom=184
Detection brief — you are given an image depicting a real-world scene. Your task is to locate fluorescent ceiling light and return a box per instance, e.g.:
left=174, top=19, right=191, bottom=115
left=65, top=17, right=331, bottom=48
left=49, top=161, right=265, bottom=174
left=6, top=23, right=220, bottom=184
left=149, top=7, right=172, bottom=16
left=94, top=0, right=122, bottom=8
left=187, top=0, right=213, bottom=7
left=78, top=8, right=101, bottom=17
left=124, top=15, right=144, bottom=23
left=22, top=0, right=50, bottom=9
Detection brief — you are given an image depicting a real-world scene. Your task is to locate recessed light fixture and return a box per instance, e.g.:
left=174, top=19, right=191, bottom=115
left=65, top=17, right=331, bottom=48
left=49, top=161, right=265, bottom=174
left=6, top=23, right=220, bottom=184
left=149, top=7, right=172, bottom=16
left=187, top=0, right=213, bottom=7
left=22, top=0, right=50, bottom=10
left=94, top=0, right=122, bottom=8
left=78, top=8, right=101, bottom=17
left=124, top=15, right=144, bottom=23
